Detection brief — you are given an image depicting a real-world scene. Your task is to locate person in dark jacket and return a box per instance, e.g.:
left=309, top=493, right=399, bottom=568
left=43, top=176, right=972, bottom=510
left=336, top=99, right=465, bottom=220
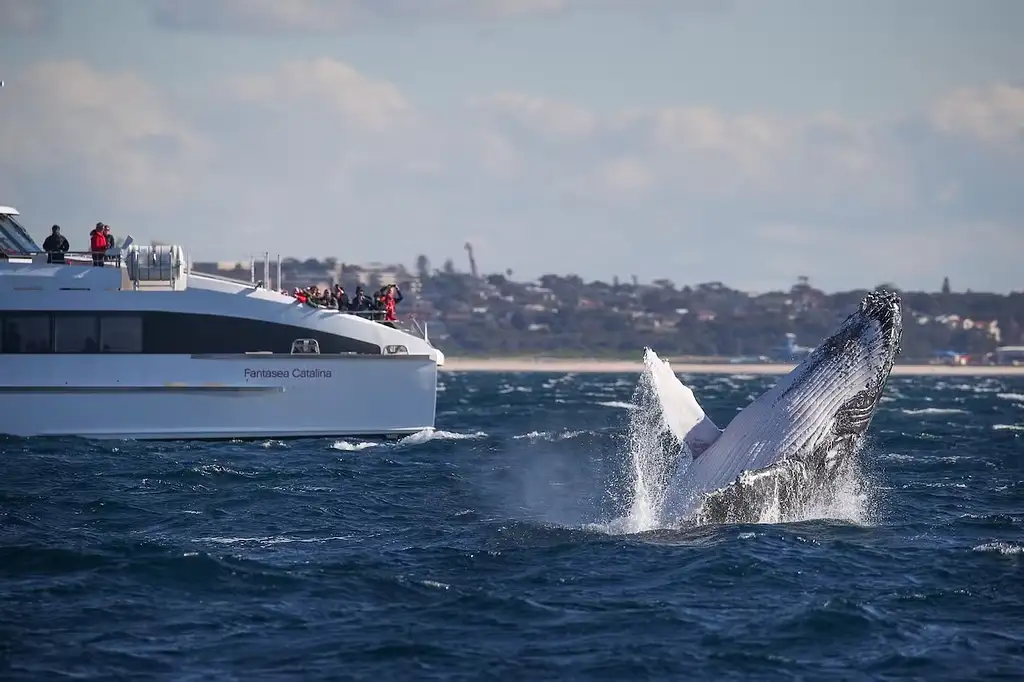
left=89, top=222, right=107, bottom=266
left=348, top=286, right=371, bottom=313
left=42, top=225, right=70, bottom=264
left=333, top=284, right=348, bottom=310
left=374, top=286, right=389, bottom=316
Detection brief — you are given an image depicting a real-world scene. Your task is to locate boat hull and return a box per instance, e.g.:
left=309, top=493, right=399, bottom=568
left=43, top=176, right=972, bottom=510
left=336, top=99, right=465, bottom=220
left=0, top=354, right=438, bottom=440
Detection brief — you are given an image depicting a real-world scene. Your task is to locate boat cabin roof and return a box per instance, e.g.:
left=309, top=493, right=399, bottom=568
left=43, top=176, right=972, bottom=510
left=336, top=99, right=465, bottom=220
left=0, top=206, right=42, bottom=254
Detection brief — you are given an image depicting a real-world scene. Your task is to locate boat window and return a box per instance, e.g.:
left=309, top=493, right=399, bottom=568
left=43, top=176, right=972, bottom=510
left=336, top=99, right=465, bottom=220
left=55, top=315, right=100, bottom=353
left=101, top=316, right=143, bottom=353
left=0, top=233, right=16, bottom=255
left=0, top=213, right=42, bottom=254
left=2, top=314, right=52, bottom=353
left=0, top=311, right=380, bottom=355
left=141, top=312, right=380, bottom=355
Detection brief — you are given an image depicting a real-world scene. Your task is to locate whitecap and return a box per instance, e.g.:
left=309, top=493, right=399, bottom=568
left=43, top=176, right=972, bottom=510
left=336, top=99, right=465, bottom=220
left=331, top=440, right=378, bottom=452
left=397, top=428, right=487, bottom=445
left=596, top=400, right=636, bottom=410
left=972, top=542, right=1023, bottom=555
left=418, top=580, right=450, bottom=590
left=512, top=429, right=589, bottom=442
left=196, top=535, right=353, bottom=546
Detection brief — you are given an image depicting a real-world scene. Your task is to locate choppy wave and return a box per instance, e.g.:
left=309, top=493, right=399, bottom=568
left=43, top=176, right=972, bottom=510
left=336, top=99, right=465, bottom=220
left=2, top=368, right=1023, bottom=679
left=330, top=427, right=487, bottom=451
left=973, top=541, right=1024, bottom=555
left=900, top=407, right=970, bottom=416
left=595, top=400, right=636, bottom=410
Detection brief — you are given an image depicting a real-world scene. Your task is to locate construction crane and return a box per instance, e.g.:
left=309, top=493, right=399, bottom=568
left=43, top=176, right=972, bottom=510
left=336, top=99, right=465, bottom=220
left=464, top=242, right=479, bottom=279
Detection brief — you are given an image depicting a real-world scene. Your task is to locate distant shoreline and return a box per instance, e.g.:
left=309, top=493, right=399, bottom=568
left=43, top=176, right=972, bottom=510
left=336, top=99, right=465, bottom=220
left=441, top=357, right=1024, bottom=376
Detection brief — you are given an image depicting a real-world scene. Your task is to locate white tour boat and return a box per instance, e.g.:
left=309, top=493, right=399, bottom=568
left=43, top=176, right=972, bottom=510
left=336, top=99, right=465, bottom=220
left=0, top=205, right=444, bottom=440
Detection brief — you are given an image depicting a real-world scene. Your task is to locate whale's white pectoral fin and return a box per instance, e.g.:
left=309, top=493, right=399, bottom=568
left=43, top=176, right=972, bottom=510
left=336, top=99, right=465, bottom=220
left=647, top=362, right=723, bottom=457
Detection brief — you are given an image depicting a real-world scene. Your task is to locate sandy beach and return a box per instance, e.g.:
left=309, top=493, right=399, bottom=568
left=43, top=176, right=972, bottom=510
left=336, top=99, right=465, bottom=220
left=442, top=357, right=1024, bottom=377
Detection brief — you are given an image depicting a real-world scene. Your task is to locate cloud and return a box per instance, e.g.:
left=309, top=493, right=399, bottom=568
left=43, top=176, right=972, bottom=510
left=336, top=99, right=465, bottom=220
left=149, top=0, right=722, bottom=33
left=1, top=56, right=1020, bottom=291
left=474, top=92, right=920, bottom=213
left=0, top=60, right=213, bottom=214
left=471, top=92, right=598, bottom=138
left=182, top=58, right=457, bottom=244
left=229, top=58, right=414, bottom=134
left=596, top=158, right=656, bottom=195
left=391, top=81, right=1024, bottom=289
left=930, top=84, right=1024, bottom=147
left=0, top=0, right=57, bottom=34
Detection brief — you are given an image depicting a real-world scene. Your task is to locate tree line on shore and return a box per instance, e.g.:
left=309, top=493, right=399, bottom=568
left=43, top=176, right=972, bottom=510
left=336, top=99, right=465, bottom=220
left=408, top=264, right=1021, bottom=360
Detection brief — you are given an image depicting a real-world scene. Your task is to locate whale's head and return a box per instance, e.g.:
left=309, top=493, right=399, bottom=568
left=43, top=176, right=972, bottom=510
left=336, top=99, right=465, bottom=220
left=782, top=288, right=903, bottom=472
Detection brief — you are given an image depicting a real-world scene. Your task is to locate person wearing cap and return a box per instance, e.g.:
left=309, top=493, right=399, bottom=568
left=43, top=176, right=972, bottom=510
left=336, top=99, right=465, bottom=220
left=42, top=225, right=70, bottom=264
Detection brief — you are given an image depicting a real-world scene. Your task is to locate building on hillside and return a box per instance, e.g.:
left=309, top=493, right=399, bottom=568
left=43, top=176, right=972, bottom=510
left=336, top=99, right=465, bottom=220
left=191, top=257, right=423, bottom=297
left=992, top=346, right=1024, bottom=365
left=342, top=262, right=410, bottom=289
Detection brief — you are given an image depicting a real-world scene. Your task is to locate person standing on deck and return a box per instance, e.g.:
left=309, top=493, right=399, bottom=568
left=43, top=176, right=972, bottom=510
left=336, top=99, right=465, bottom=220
left=42, top=225, right=69, bottom=264
left=348, top=286, right=371, bottom=312
left=89, top=222, right=107, bottom=266
left=382, top=284, right=403, bottom=327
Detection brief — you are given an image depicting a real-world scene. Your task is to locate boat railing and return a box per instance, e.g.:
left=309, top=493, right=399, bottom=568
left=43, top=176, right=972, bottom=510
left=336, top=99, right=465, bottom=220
left=4, top=250, right=123, bottom=267
left=194, top=254, right=426, bottom=338
left=354, top=311, right=428, bottom=340
left=186, top=256, right=425, bottom=338
left=354, top=310, right=425, bottom=338
left=284, top=301, right=428, bottom=339
left=191, top=269, right=256, bottom=286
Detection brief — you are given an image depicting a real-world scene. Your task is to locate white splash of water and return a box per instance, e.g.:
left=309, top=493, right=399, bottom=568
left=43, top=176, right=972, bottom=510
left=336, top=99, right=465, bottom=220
left=973, top=541, right=1024, bottom=555
left=802, top=455, right=873, bottom=524
left=612, top=348, right=691, bottom=533
left=749, top=451, right=874, bottom=526
left=329, top=428, right=487, bottom=452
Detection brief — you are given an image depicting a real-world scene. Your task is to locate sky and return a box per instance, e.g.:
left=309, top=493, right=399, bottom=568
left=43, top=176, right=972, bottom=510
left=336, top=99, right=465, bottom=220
left=1, top=0, right=1022, bottom=293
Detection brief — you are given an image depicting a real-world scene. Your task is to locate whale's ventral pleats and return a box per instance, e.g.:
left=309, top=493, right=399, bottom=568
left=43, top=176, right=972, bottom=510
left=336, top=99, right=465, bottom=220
left=656, top=290, right=903, bottom=524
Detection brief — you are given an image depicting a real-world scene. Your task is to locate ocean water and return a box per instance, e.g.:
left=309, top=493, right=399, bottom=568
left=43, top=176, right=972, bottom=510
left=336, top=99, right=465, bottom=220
left=2, top=366, right=1023, bottom=681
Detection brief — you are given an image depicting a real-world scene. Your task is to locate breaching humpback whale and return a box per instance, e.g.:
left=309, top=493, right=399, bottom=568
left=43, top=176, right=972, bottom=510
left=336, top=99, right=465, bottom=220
left=662, top=289, right=903, bottom=524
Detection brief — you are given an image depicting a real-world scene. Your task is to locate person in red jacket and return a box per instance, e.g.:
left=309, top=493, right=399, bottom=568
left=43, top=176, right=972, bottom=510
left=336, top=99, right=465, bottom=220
left=89, top=222, right=107, bottom=266
left=382, top=284, right=403, bottom=326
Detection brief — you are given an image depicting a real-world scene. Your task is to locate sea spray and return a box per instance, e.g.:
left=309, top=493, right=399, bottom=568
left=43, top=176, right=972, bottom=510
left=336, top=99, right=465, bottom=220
left=689, top=430, right=876, bottom=526
left=618, top=348, right=690, bottom=532
left=777, top=441, right=875, bottom=525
